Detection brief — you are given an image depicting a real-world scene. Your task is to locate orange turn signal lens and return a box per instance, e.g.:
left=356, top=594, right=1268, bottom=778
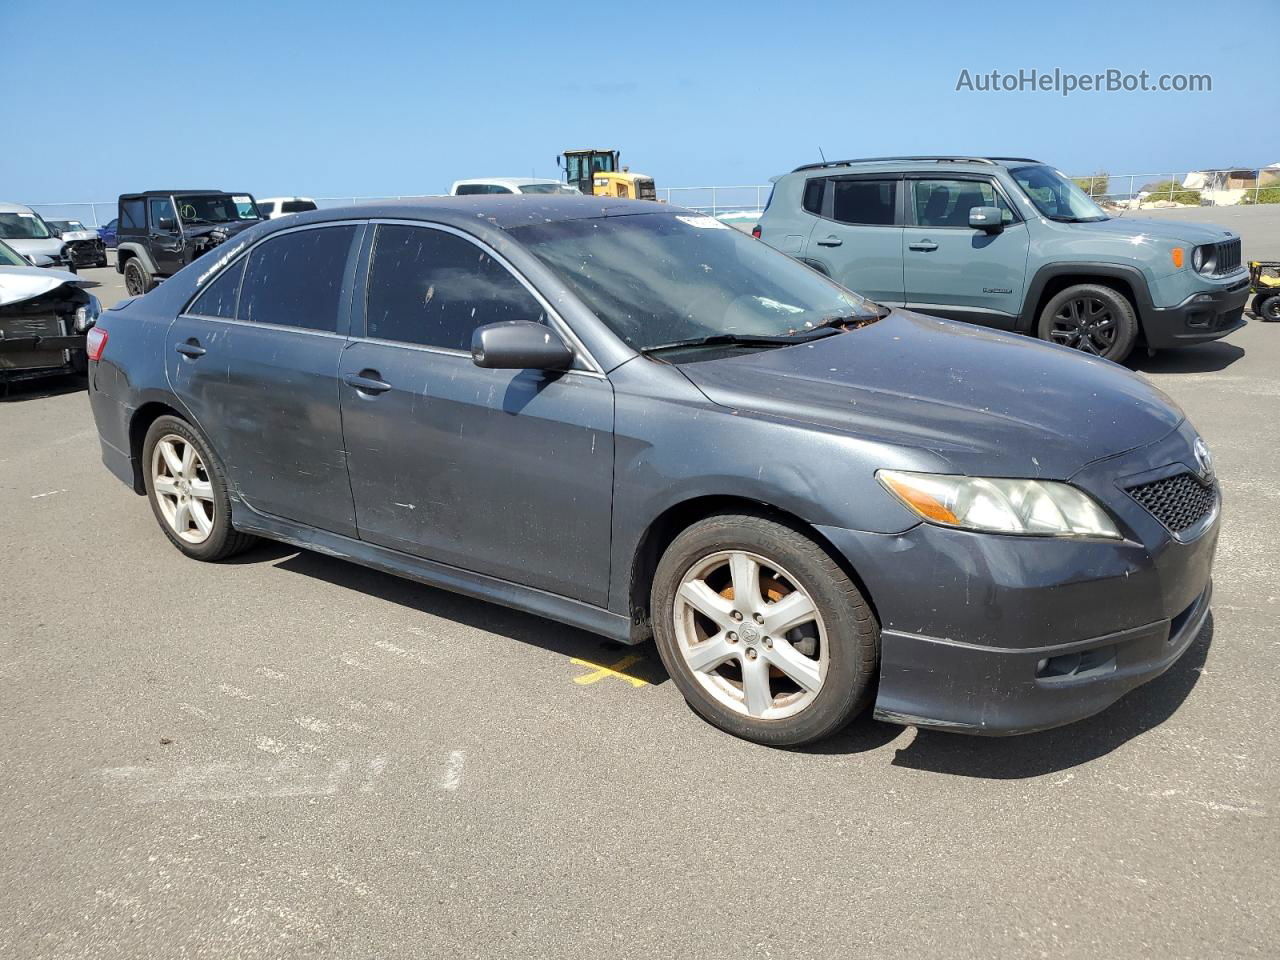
left=1171, top=247, right=1184, bottom=269
left=879, top=473, right=960, bottom=524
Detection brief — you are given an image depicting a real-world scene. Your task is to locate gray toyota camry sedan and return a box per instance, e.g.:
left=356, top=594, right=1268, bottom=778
left=85, top=197, right=1217, bottom=746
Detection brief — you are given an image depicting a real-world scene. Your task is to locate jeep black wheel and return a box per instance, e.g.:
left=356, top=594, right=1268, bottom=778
left=1259, top=294, right=1280, bottom=323
left=123, top=258, right=153, bottom=296
left=1037, top=283, right=1137, bottom=362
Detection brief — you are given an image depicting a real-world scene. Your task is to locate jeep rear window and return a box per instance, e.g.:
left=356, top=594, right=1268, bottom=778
left=121, top=199, right=145, bottom=229
left=831, top=179, right=897, bottom=226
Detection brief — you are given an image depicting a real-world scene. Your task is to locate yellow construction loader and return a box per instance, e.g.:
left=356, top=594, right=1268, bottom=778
left=558, top=149, right=657, bottom=200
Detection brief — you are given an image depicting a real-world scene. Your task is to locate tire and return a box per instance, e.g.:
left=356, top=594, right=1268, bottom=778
left=123, top=257, right=153, bottom=296
left=142, top=415, right=255, bottom=562
left=96, top=256, right=109, bottom=269
left=65, top=260, right=78, bottom=275
left=1037, top=283, right=1138, bottom=362
left=651, top=512, right=878, bottom=747
left=1257, top=293, right=1280, bottom=323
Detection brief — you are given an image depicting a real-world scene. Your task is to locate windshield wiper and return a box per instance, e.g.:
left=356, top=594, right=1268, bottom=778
left=639, top=329, right=839, bottom=355
left=803, top=306, right=889, bottom=333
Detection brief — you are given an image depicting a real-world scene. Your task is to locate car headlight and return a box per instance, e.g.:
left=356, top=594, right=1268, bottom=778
left=1191, top=244, right=1214, bottom=274
left=877, top=470, right=1122, bottom=539
left=74, top=294, right=101, bottom=333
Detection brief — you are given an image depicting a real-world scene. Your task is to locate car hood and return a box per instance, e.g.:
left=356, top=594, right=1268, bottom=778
left=59, top=230, right=98, bottom=242
left=2, top=237, right=64, bottom=259
left=1068, top=216, right=1237, bottom=246
left=0, top=266, right=85, bottom=307
left=676, top=310, right=1184, bottom=479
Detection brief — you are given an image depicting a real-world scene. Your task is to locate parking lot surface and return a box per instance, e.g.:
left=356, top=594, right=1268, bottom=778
left=2, top=230, right=1278, bottom=958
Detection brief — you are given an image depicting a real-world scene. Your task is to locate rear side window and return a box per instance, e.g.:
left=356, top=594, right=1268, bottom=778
left=189, top=258, right=246, bottom=319
left=831, top=179, right=897, bottom=226
left=802, top=179, right=824, bottom=214
left=120, top=199, right=145, bottom=229
left=282, top=200, right=317, bottom=213
left=238, top=225, right=357, bottom=332
left=364, top=225, right=546, bottom=351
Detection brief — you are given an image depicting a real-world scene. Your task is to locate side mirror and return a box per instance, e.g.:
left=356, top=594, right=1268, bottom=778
left=969, top=206, right=1004, bottom=233
left=157, top=216, right=178, bottom=232
left=471, top=321, right=573, bottom=371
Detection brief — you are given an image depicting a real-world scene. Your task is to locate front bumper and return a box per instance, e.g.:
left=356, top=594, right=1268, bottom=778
left=1143, top=276, right=1249, bottom=348
left=66, top=240, right=106, bottom=266
left=819, top=422, right=1219, bottom=735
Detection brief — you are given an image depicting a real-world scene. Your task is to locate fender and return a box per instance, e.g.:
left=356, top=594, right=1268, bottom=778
left=1017, top=261, right=1154, bottom=333
left=115, top=241, right=161, bottom=276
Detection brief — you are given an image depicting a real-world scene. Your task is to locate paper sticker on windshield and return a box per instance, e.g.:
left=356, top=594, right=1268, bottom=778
left=676, top=215, right=728, bottom=230
left=232, top=196, right=252, bottom=204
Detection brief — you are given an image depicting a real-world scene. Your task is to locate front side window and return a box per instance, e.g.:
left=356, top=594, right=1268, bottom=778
left=518, top=183, right=578, bottom=195
left=914, top=179, right=1015, bottom=227
left=281, top=200, right=317, bottom=213
left=259, top=201, right=276, bottom=215
left=509, top=212, right=877, bottom=353
left=238, top=226, right=357, bottom=332
left=831, top=179, right=897, bottom=226
left=364, top=225, right=546, bottom=351
left=0, top=211, right=52, bottom=240
left=189, top=257, right=246, bottom=319
left=149, top=197, right=177, bottom=229
left=1010, top=165, right=1108, bottom=222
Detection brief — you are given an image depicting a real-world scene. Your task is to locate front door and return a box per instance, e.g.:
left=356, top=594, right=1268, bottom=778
left=167, top=223, right=363, bottom=536
left=147, top=196, right=185, bottom=276
left=902, top=177, right=1030, bottom=330
left=339, top=223, right=615, bottom=606
left=803, top=176, right=905, bottom=305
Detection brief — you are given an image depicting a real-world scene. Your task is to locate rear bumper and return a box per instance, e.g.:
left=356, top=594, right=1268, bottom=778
left=1143, top=279, right=1249, bottom=348
left=873, top=582, right=1210, bottom=735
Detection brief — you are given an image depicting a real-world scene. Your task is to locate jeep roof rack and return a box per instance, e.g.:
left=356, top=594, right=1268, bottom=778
left=791, top=156, right=1042, bottom=173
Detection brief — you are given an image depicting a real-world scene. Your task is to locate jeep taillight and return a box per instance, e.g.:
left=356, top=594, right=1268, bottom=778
left=85, top=326, right=109, bottom=362
left=751, top=225, right=762, bottom=239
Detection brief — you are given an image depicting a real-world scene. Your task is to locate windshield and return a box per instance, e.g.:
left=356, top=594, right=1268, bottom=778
left=509, top=212, right=878, bottom=353
left=519, top=183, right=579, bottom=195
left=0, top=212, right=53, bottom=240
left=0, top=238, right=28, bottom=266
left=1011, top=165, right=1108, bottom=222
left=174, top=194, right=262, bottom=224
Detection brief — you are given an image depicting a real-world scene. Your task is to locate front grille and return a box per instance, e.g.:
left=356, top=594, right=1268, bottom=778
left=1127, top=471, right=1217, bottom=534
left=1210, top=238, right=1241, bottom=275
left=0, top=313, right=66, bottom=370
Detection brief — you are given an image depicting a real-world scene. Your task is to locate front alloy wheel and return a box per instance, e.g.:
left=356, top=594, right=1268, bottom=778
left=1048, top=295, right=1118, bottom=355
left=674, top=550, right=828, bottom=719
left=151, top=434, right=215, bottom=543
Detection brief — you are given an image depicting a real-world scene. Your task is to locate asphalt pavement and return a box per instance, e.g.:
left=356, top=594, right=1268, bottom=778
left=1, top=225, right=1278, bottom=959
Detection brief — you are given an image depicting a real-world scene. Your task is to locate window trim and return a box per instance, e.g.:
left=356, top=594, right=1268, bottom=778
left=352, top=219, right=604, bottom=376
left=808, top=173, right=905, bottom=228
left=179, top=221, right=365, bottom=337
left=903, top=173, right=1024, bottom=229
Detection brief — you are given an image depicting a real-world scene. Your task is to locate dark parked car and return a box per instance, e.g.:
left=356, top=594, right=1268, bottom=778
left=99, top=218, right=118, bottom=248
left=85, top=197, right=1217, bottom=745
left=1, top=238, right=99, bottom=384
left=45, top=219, right=109, bottom=268
left=115, top=190, right=264, bottom=295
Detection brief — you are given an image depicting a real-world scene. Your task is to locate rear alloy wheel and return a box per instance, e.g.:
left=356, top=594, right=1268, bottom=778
left=142, top=415, right=255, bottom=561
left=1038, top=283, right=1137, bottom=362
left=123, top=258, right=152, bottom=296
left=1257, top=293, right=1280, bottom=323
left=652, top=513, right=878, bottom=746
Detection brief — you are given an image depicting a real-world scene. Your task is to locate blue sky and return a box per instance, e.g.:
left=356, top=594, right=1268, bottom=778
left=0, top=0, right=1265, bottom=205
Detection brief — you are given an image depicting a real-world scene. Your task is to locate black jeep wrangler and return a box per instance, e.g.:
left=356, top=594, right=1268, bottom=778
left=115, top=190, right=265, bottom=295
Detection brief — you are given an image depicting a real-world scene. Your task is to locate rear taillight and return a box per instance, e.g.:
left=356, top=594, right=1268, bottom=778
left=751, top=224, right=761, bottom=239
left=85, top=326, right=109, bottom=362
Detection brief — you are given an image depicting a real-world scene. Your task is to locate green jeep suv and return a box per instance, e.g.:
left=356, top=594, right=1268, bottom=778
left=755, top=156, right=1249, bottom=362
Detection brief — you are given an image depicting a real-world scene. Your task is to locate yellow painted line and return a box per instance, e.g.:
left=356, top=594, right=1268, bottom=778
left=570, top=654, right=649, bottom=688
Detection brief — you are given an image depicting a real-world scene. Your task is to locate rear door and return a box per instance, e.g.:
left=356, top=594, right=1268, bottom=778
left=166, top=222, right=363, bottom=535
left=804, top=175, right=905, bottom=305
left=338, top=222, right=615, bottom=606
left=902, top=176, right=1030, bottom=329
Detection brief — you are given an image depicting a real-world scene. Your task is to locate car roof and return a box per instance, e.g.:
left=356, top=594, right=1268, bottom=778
left=451, top=178, right=566, bottom=188
left=0, top=201, right=38, bottom=213
left=787, top=156, right=1044, bottom=176
left=119, top=190, right=243, bottom=198
left=258, top=196, right=316, bottom=203
left=268, top=195, right=666, bottom=233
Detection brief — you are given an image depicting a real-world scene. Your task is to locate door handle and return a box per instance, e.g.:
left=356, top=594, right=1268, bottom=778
left=815, top=235, right=843, bottom=247
left=175, top=340, right=206, bottom=358
left=908, top=240, right=939, bottom=252
left=343, top=370, right=392, bottom=395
